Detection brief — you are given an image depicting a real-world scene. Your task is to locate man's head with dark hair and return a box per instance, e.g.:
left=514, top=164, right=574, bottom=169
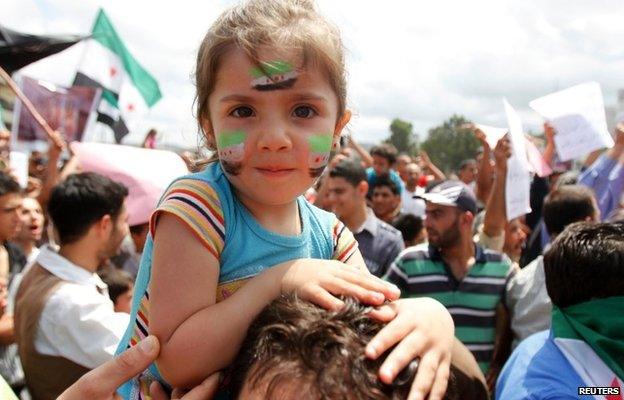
left=327, top=160, right=368, bottom=222
left=0, top=171, right=22, bottom=242
left=129, top=222, right=150, bottom=254
left=544, top=222, right=624, bottom=308
left=329, top=160, right=367, bottom=187
left=98, top=267, right=134, bottom=313
left=48, top=172, right=129, bottom=251
left=392, top=213, right=425, bottom=247
left=228, top=295, right=461, bottom=400
left=543, top=185, right=598, bottom=237
left=0, top=171, right=20, bottom=197
left=457, top=159, right=477, bottom=185
left=370, top=144, right=398, bottom=176
left=371, top=176, right=401, bottom=222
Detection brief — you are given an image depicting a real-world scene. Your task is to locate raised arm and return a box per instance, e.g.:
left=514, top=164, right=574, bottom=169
left=36, top=132, right=69, bottom=209
left=483, top=136, right=512, bottom=239
left=470, top=124, right=494, bottom=204
left=542, top=122, right=556, bottom=167
left=347, top=135, right=374, bottom=168
left=578, top=125, right=624, bottom=219
left=420, top=150, right=446, bottom=181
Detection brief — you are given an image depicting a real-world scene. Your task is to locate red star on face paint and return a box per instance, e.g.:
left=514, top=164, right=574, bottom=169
left=110, top=67, right=117, bottom=77
left=126, top=103, right=135, bottom=112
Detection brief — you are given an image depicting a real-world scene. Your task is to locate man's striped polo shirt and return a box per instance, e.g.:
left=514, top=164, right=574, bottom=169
left=384, top=243, right=514, bottom=372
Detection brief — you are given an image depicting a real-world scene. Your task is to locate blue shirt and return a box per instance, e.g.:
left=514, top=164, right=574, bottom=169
left=496, top=330, right=586, bottom=400
left=116, top=163, right=357, bottom=399
left=578, top=154, right=624, bottom=220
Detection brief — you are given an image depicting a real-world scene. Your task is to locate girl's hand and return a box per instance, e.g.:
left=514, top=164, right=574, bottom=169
left=276, top=259, right=401, bottom=311
left=365, top=298, right=454, bottom=400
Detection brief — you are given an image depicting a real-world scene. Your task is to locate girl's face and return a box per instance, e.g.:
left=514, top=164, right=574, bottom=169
left=206, top=47, right=349, bottom=207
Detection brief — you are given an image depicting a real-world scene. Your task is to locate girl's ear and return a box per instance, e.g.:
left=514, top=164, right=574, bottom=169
left=202, top=120, right=217, bottom=151
left=334, top=110, right=352, bottom=138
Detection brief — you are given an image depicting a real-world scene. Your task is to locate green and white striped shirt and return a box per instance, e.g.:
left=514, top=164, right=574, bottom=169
left=385, top=243, right=514, bottom=372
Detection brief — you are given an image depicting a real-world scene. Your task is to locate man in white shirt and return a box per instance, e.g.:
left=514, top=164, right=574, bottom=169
left=14, top=172, right=130, bottom=399
left=400, top=162, right=426, bottom=217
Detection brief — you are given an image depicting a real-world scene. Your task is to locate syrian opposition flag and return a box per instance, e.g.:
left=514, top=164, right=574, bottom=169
left=73, top=9, right=161, bottom=143
left=552, top=298, right=624, bottom=400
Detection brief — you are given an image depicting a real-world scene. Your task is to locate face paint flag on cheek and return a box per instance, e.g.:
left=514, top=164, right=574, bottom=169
left=308, top=133, right=333, bottom=178
left=250, top=60, right=298, bottom=91
left=217, top=130, right=247, bottom=175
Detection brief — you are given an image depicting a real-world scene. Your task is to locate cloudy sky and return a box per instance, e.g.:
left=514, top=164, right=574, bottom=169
left=3, top=0, right=624, bottom=149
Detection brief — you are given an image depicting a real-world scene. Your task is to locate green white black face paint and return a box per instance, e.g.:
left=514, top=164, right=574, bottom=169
left=308, top=133, right=333, bottom=178
left=250, top=60, right=298, bottom=91
left=217, top=130, right=247, bottom=175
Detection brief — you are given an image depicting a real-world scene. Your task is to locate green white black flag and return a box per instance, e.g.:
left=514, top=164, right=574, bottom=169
left=74, top=9, right=161, bottom=143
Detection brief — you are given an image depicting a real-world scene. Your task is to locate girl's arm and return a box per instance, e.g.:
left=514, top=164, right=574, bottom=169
left=151, top=214, right=400, bottom=388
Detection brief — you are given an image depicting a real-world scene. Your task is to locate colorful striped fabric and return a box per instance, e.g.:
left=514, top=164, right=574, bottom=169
left=385, top=243, right=514, bottom=373
left=150, top=178, right=225, bottom=259
left=332, top=219, right=358, bottom=263
left=128, top=179, right=359, bottom=348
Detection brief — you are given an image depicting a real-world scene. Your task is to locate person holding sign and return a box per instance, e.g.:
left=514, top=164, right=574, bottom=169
left=477, top=136, right=528, bottom=265
left=577, top=123, right=624, bottom=220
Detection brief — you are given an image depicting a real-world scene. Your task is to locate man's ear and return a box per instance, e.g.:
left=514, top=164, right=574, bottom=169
left=357, top=180, right=369, bottom=197
left=334, top=110, right=352, bottom=139
left=96, top=215, right=113, bottom=239
left=462, top=211, right=475, bottom=229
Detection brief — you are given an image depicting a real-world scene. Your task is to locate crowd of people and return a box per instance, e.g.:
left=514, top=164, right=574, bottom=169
left=0, top=0, right=623, bottom=399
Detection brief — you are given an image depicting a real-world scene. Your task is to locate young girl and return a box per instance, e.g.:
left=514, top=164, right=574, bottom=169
left=116, top=0, right=454, bottom=398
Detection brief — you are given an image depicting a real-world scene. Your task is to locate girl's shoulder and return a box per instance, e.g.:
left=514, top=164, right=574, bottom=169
left=163, top=162, right=233, bottom=204
left=299, top=197, right=337, bottom=226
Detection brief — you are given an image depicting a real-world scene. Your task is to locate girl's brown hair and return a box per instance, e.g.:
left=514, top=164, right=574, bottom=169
left=194, top=0, right=347, bottom=148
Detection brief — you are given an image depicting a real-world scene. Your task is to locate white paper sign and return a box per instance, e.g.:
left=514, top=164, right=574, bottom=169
left=503, top=99, right=532, bottom=221
left=475, top=124, right=507, bottom=150
left=9, top=151, right=28, bottom=188
left=529, top=82, right=614, bottom=161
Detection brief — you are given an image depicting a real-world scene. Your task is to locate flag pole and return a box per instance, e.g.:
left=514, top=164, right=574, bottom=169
left=0, top=66, right=65, bottom=149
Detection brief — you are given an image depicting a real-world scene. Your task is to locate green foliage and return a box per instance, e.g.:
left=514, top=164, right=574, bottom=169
left=420, top=115, right=480, bottom=173
left=386, top=118, right=418, bottom=155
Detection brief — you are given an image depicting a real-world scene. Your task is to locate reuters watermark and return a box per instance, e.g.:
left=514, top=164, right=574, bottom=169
left=578, top=386, right=620, bottom=396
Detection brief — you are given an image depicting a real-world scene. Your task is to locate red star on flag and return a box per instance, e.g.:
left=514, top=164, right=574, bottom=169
left=606, top=377, right=623, bottom=400
left=110, top=67, right=117, bottom=77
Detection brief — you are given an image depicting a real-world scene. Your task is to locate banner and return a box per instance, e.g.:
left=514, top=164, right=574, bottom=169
left=503, top=99, right=532, bottom=221
left=14, top=76, right=101, bottom=143
left=529, top=82, right=614, bottom=161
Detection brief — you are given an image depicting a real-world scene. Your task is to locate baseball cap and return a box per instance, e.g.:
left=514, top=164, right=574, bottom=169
left=416, top=180, right=478, bottom=215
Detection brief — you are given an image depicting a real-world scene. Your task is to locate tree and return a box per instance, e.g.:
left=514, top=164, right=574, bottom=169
left=386, top=118, right=418, bottom=155
left=420, top=114, right=480, bottom=173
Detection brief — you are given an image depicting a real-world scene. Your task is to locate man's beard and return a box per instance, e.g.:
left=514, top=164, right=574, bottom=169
left=428, top=217, right=461, bottom=249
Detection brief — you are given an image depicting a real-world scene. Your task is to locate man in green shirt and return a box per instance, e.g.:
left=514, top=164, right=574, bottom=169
left=385, top=180, right=514, bottom=389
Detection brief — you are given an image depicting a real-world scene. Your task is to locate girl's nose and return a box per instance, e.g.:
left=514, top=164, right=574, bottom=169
left=256, top=122, right=292, bottom=152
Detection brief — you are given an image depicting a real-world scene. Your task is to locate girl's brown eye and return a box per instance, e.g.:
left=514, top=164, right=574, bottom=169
left=293, top=105, right=316, bottom=118
left=231, top=106, right=253, bottom=118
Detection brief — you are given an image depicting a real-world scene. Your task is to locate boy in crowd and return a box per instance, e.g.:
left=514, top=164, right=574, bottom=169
left=497, top=222, right=624, bottom=399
